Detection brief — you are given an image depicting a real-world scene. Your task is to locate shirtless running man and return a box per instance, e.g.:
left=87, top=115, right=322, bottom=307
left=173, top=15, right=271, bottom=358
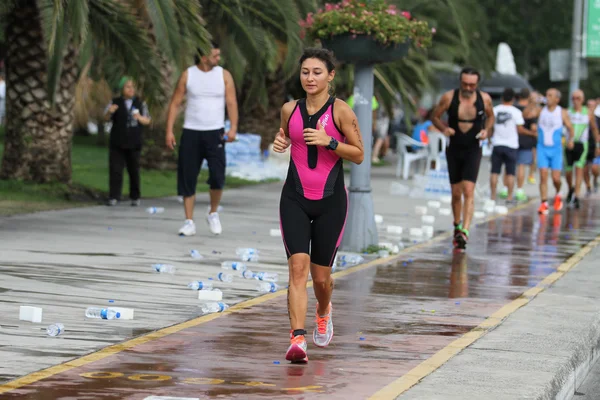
left=432, top=67, right=495, bottom=251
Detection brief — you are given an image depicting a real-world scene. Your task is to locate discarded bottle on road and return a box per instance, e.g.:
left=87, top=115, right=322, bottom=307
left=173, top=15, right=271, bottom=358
left=255, top=272, right=278, bottom=282
left=338, top=253, right=364, bottom=267
left=257, top=282, right=279, bottom=293
left=221, top=261, right=247, bottom=272
left=188, top=281, right=213, bottom=290
left=85, top=307, right=121, bottom=320
left=46, top=323, right=64, bottom=337
left=146, top=207, right=165, bottom=214
left=217, top=272, right=233, bottom=282
left=190, top=250, right=203, bottom=259
left=200, top=302, right=229, bottom=314
left=241, top=270, right=255, bottom=279
left=152, top=264, right=176, bottom=274
left=236, top=247, right=259, bottom=262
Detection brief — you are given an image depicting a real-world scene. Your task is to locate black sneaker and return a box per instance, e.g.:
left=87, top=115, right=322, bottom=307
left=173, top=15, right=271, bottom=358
left=452, top=222, right=462, bottom=247
left=573, top=197, right=580, bottom=209
left=454, top=229, right=468, bottom=251
left=566, top=188, right=574, bottom=204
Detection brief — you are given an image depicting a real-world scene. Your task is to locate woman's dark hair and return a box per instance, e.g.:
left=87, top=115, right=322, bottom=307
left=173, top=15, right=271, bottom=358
left=299, top=48, right=336, bottom=72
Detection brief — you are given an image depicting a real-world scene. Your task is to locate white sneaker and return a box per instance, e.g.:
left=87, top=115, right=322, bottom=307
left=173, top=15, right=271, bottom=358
left=107, top=199, right=117, bottom=206
left=206, top=212, right=222, bottom=235
left=178, top=219, right=196, bottom=236
left=131, top=199, right=141, bottom=207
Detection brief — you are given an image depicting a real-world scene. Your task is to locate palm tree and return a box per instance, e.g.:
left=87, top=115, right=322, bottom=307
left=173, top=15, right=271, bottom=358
left=0, top=0, right=164, bottom=183
left=199, top=0, right=316, bottom=147
left=0, top=0, right=210, bottom=183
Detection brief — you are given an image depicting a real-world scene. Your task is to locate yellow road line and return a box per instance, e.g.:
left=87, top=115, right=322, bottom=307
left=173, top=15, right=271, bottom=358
left=369, top=233, right=600, bottom=400
left=0, top=198, right=538, bottom=395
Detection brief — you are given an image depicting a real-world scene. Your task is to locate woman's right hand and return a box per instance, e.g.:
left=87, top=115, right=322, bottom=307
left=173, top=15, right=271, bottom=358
left=273, top=128, right=290, bottom=153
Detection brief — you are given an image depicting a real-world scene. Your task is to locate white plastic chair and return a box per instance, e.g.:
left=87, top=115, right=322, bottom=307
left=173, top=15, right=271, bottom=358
left=426, top=132, right=448, bottom=171
left=396, top=134, right=428, bottom=179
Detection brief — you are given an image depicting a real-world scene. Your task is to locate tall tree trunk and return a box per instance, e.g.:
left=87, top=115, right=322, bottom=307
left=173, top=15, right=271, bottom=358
left=140, top=56, right=176, bottom=170
left=239, top=68, right=286, bottom=150
left=0, top=0, right=78, bottom=183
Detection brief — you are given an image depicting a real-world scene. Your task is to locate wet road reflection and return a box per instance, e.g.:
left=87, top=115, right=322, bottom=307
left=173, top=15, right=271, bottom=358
left=3, top=199, right=600, bottom=399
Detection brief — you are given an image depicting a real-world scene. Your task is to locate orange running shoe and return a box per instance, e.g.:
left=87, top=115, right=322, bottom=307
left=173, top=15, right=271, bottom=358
left=285, top=331, right=308, bottom=363
left=538, top=201, right=549, bottom=215
left=553, top=195, right=563, bottom=211
left=313, top=302, right=334, bottom=348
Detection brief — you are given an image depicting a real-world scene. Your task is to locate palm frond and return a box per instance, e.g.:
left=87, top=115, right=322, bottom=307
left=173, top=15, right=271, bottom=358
left=87, top=0, right=165, bottom=106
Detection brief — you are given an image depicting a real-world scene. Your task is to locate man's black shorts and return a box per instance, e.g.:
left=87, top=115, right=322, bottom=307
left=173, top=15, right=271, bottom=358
left=491, top=145, right=518, bottom=175
left=177, top=128, right=226, bottom=196
left=445, top=146, right=482, bottom=185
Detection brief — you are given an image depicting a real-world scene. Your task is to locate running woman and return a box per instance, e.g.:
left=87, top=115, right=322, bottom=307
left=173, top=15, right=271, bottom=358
left=565, top=90, right=599, bottom=208
left=272, top=48, right=364, bottom=363
left=431, top=67, right=495, bottom=251
left=536, top=88, right=574, bottom=214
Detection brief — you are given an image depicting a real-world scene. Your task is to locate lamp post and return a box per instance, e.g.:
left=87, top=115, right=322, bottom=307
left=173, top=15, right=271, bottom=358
left=341, top=64, right=378, bottom=252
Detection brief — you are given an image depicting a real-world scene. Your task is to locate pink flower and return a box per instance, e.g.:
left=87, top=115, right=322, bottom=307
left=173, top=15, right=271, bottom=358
left=388, top=4, right=397, bottom=9
left=401, top=11, right=411, bottom=19
left=342, top=0, right=351, bottom=6
left=352, top=34, right=357, bottom=39
left=432, top=27, right=437, bottom=34
left=325, top=3, right=334, bottom=11
left=386, top=9, right=397, bottom=15
left=306, top=12, right=314, bottom=25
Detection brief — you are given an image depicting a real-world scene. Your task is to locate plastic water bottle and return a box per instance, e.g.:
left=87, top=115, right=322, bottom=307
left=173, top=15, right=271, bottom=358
left=190, top=250, right=203, bottom=259
left=85, top=307, right=121, bottom=320
left=47, top=323, right=64, bottom=337
left=146, top=207, right=164, bottom=214
left=236, top=248, right=259, bottom=262
left=241, top=270, right=255, bottom=279
left=338, top=254, right=364, bottom=267
left=200, top=302, right=229, bottom=314
left=255, top=272, right=278, bottom=282
left=257, top=282, right=279, bottom=293
left=152, top=264, right=176, bottom=274
left=217, top=272, right=233, bottom=282
left=188, top=281, right=213, bottom=290
left=221, top=261, right=247, bottom=272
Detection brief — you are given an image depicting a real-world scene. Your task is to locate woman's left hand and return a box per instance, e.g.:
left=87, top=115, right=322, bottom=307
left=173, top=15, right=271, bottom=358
left=303, top=122, right=330, bottom=146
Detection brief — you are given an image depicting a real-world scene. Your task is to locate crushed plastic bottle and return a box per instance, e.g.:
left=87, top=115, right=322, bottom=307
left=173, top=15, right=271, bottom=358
left=152, top=264, right=176, bottom=274
left=188, top=281, right=213, bottom=290
left=217, top=272, right=233, bottom=282
left=338, top=253, right=364, bottom=267
left=200, top=302, right=229, bottom=314
left=257, top=282, right=279, bottom=293
left=190, top=250, right=203, bottom=259
left=221, top=261, right=247, bottom=272
left=85, top=307, right=121, bottom=320
left=254, top=272, right=278, bottom=282
left=146, top=207, right=165, bottom=214
left=46, top=323, right=64, bottom=337
left=236, top=248, right=259, bottom=262
left=241, top=270, right=255, bottom=279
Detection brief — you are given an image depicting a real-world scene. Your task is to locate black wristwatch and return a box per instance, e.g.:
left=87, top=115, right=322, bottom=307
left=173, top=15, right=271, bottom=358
left=326, top=137, right=339, bottom=150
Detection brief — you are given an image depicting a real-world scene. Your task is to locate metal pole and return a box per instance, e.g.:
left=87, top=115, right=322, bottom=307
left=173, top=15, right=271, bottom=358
left=341, top=63, right=378, bottom=252
left=569, top=0, right=584, bottom=106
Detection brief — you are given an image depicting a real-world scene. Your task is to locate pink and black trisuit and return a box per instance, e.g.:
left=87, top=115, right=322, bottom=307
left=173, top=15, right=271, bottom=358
left=279, top=97, right=348, bottom=267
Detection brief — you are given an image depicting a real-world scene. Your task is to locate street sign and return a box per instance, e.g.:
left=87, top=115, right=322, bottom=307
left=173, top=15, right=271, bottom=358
left=584, top=0, right=600, bottom=57
left=549, top=49, right=588, bottom=82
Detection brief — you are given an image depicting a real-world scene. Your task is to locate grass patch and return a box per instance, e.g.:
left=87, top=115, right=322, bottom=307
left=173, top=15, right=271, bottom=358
left=0, top=134, right=275, bottom=216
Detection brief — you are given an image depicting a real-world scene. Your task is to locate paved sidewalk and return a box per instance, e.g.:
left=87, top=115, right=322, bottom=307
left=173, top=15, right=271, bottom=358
left=0, top=155, right=543, bottom=385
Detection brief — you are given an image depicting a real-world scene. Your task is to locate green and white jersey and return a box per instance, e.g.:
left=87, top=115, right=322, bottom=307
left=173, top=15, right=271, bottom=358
left=568, top=106, right=589, bottom=143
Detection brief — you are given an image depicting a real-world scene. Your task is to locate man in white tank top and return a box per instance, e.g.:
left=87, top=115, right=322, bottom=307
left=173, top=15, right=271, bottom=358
left=166, top=42, right=239, bottom=236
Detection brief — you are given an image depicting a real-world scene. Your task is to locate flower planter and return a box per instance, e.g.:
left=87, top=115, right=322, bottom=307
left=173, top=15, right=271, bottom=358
left=320, top=34, right=409, bottom=64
